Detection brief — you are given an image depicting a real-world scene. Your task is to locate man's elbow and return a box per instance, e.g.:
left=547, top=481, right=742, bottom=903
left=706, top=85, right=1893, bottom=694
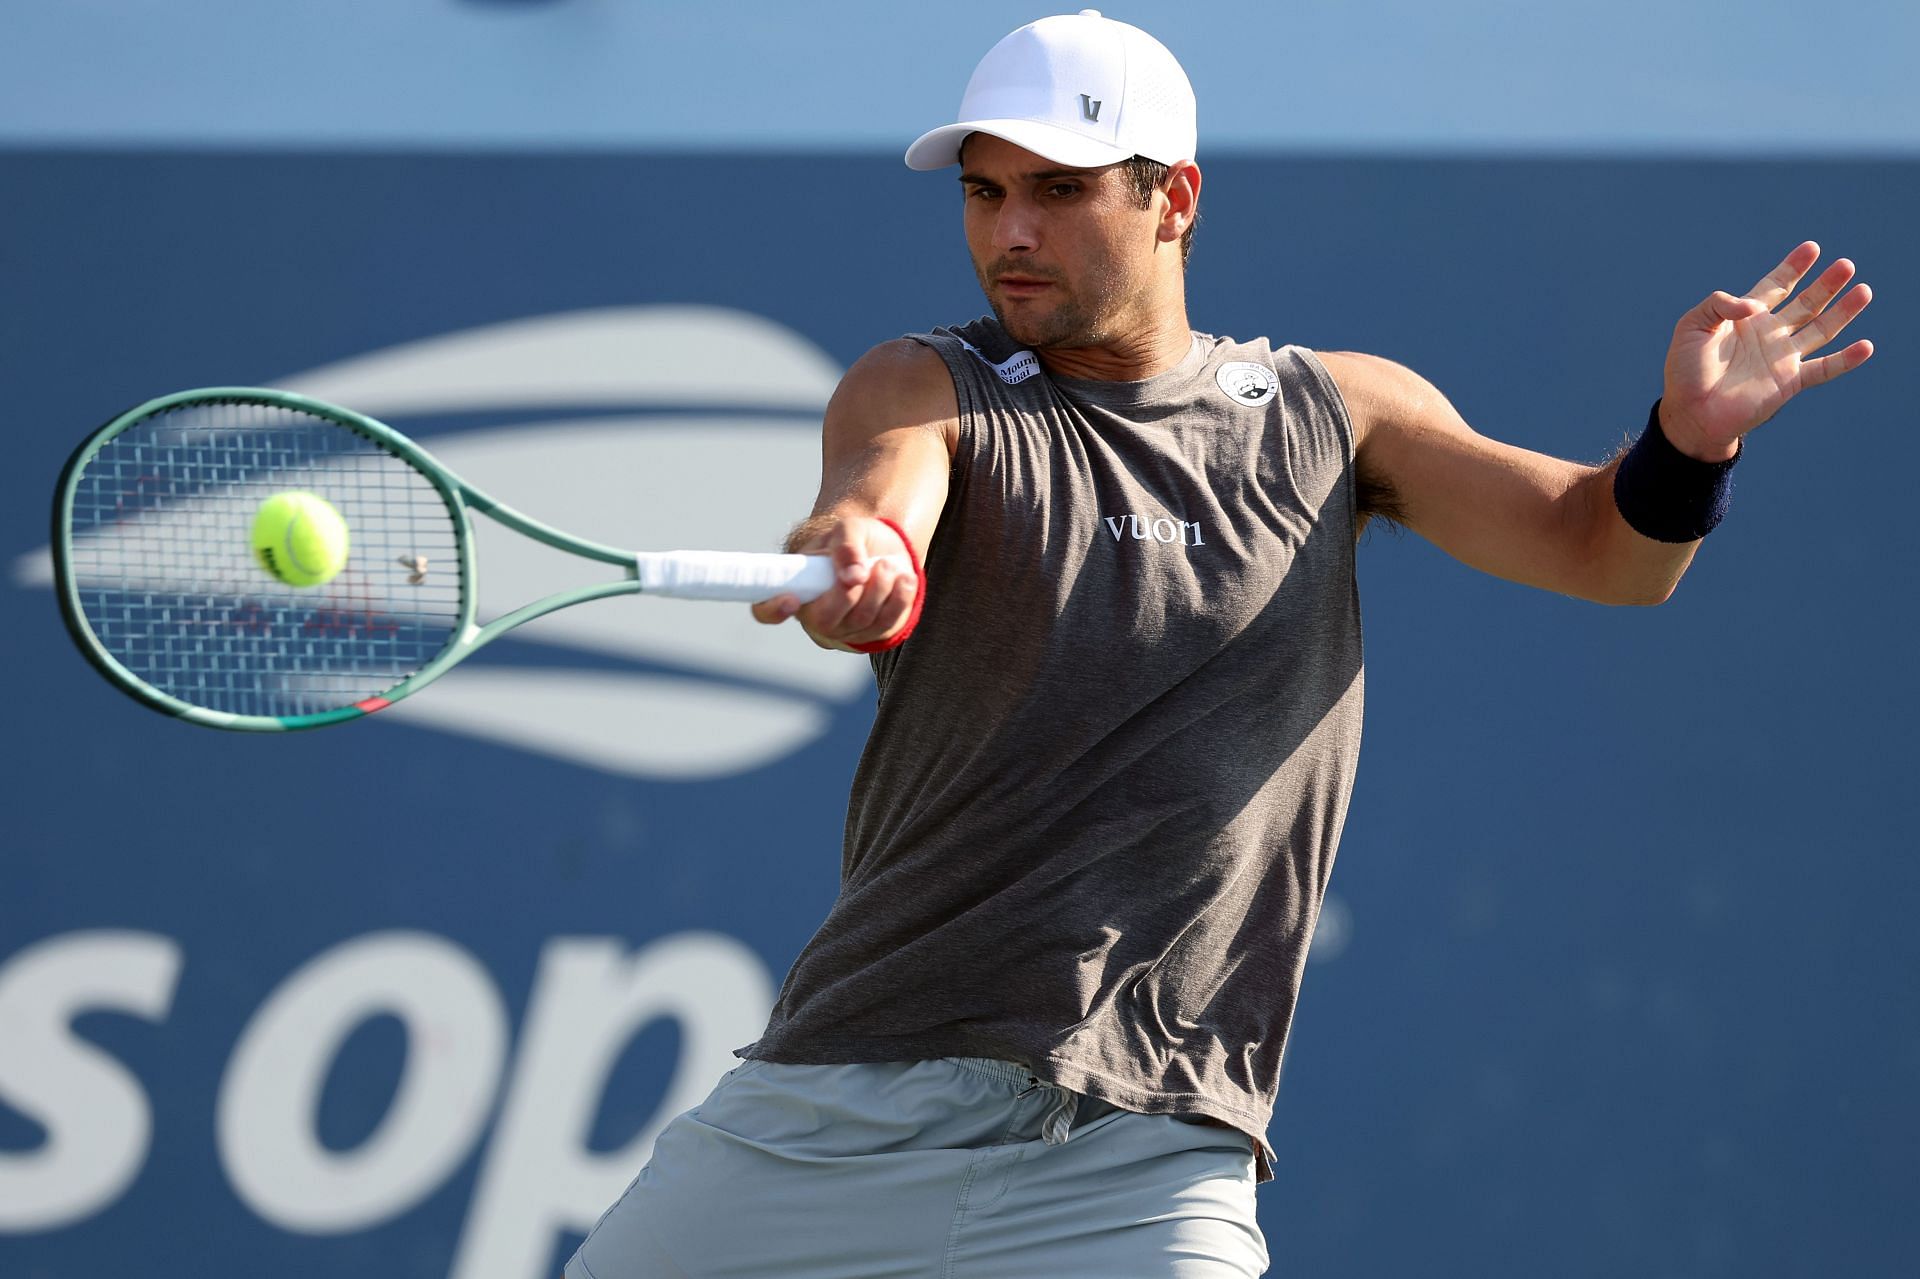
left=1624, top=580, right=1679, bottom=607
left=1587, top=570, right=1683, bottom=607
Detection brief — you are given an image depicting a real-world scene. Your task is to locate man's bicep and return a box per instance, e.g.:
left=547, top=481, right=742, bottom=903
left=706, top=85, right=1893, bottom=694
left=803, top=340, right=959, bottom=555
left=1326, top=351, right=1609, bottom=598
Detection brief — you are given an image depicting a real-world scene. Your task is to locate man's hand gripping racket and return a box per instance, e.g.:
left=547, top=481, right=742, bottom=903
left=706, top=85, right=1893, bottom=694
left=750, top=515, right=924, bottom=654
left=52, top=387, right=908, bottom=731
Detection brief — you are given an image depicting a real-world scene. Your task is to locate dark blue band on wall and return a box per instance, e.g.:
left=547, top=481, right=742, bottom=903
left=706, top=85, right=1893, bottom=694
left=1612, top=398, right=1740, bottom=543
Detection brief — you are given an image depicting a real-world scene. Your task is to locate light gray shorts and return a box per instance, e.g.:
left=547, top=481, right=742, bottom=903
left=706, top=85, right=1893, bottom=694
left=564, top=1056, right=1269, bottom=1278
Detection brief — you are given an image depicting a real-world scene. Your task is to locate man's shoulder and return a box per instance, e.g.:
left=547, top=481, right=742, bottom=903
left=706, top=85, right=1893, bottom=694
left=840, top=337, right=952, bottom=392
left=1310, top=351, right=1461, bottom=457
left=828, top=338, right=961, bottom=444
left=1313, top=349, right=1436, bottom=386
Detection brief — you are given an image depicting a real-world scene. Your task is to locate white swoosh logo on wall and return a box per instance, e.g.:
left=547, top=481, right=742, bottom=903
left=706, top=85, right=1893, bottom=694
left=277, top=306, right=844, bottom=414
left=16, top=306, right=869, bottom=780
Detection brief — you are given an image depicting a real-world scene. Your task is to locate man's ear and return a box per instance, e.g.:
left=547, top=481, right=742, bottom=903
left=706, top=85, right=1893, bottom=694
left=1160, top=160, right=1201, bottom=245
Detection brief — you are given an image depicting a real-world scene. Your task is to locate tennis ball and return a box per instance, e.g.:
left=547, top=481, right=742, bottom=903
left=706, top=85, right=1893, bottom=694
left=251, top=491, right=350, bottom=588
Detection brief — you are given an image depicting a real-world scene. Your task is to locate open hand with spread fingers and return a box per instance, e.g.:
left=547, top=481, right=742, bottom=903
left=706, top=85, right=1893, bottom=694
left=1660, top=242, right=1875, bottom=462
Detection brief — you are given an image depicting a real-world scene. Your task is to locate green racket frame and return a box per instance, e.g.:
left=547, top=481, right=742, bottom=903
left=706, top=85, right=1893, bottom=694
left=55, top=387, right=658, bottom=732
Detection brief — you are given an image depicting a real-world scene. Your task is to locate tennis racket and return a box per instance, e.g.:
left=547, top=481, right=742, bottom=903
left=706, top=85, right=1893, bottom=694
left=54, top=387, right=879, bottom=731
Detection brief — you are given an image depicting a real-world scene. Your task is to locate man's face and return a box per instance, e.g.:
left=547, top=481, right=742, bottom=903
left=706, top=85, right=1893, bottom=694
left=958, top=134, right=1162, bottom=351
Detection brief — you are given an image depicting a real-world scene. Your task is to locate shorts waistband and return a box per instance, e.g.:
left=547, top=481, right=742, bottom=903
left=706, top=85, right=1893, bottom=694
left=942, top=1056, right=1080, bottom=1146
left=942, top=1056, right=1035, bottom=1088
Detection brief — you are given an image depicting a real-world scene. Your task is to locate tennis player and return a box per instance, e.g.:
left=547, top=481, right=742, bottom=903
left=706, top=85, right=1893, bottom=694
left=565, top=10, right=1873, bottom=1277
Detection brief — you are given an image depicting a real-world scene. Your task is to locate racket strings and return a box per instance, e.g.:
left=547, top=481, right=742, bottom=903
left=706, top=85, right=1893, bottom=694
left=67, top=400, right=464, bottom=718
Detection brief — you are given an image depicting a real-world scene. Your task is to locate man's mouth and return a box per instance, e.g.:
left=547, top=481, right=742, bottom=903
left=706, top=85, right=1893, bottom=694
left=995, top=275, right=1054, bottom=298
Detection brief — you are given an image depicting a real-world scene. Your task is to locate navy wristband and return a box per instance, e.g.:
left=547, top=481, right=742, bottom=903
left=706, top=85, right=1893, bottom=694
left=1612, top=399, right=1740, bottom=543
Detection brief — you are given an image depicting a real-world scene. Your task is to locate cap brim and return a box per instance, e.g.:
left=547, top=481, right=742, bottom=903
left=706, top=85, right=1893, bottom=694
left=904, top=118, right=1136, bottom=171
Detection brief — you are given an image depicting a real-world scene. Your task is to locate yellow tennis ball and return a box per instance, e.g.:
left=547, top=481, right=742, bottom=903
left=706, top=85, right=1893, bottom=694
left=251, top=491, right=350, bottom=588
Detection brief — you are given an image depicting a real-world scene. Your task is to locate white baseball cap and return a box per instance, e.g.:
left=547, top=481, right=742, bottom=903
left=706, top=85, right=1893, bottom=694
left=904, top=10, right=1197, bottom=171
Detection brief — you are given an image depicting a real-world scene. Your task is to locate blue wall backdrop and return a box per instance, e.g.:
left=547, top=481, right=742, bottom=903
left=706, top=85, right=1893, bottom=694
left=8, top=0, right=1916, bottom=153
left=2, top=145, right=1916, bottom=1278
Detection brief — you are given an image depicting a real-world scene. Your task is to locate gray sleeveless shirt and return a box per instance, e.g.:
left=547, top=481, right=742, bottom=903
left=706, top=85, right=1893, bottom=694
left=746, top=316, right=1363, bottom=1178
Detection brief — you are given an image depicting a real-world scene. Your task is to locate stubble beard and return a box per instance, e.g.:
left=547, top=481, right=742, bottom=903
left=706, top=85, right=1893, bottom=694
left=993, top=295, right=1103, bottom=350
left=976, top=260, right=1126, bottom=352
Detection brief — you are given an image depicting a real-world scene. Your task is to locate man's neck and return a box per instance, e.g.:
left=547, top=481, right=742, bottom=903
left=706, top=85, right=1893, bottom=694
left=1032, top=305, right=1194, bottom=382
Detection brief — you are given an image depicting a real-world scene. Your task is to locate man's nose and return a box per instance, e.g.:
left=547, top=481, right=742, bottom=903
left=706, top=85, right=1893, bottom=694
left=992, top=195, right=1040, bottom=254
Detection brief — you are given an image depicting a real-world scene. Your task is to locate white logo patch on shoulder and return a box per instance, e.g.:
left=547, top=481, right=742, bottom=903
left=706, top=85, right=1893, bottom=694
left=961, top=339, right=1043, bottom=386
left=1216, top=360, right=1278, bottom=407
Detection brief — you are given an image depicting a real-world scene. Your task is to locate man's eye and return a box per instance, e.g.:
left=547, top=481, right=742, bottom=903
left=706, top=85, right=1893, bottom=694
left=966, top=187, right=1002, bottom=200
left=1046, top=184, right=1080, bottom=198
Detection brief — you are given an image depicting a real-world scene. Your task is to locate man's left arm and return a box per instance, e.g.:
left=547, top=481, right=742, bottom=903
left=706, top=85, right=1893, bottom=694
left=1324, top=242, right=1874, bottom=606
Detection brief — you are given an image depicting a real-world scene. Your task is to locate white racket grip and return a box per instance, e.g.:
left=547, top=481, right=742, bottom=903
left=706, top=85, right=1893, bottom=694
left=635, top=551, right=910, bottom=603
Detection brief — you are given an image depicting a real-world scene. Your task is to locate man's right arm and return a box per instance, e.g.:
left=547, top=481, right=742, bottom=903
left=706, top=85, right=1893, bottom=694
left=750, top=338, right=959, bottom=651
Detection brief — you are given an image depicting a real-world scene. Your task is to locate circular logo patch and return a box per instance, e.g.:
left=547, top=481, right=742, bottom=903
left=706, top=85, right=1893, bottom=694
left=1216, top=361, right=1278, bottom=407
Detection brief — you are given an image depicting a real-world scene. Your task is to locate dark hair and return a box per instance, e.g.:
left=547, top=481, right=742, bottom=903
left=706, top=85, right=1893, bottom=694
left=1353, top=464, right=1408, bottom=538
left=1120, top=156, right=1196, bottom=266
